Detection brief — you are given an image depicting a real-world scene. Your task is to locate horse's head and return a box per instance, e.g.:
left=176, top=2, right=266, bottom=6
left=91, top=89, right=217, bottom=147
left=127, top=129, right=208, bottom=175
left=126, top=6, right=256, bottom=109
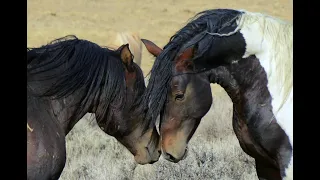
left=142, top=39, right=212, bottom=163
left=97, top=41, right=160, bottom=165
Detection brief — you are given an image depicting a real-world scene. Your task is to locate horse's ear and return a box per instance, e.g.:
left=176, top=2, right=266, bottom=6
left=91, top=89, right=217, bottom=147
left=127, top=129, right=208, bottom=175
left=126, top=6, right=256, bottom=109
left=177, top=46, right=195, bottom=62
left=141, top=39, right=163, bottom=57
left=175, top=45, right=197, bottom=71
left=118, top=44, right=134, bottom=72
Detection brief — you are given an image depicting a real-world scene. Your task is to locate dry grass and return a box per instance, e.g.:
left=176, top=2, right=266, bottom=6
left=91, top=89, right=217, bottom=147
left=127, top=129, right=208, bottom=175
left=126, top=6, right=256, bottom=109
left=27, top=0, right=292, bottom=179
left=61, top=86, right=257, bottom=180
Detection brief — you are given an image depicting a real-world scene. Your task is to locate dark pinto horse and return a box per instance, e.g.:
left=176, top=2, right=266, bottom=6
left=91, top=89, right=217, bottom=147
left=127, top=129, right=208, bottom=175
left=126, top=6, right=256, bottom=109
left=27, top=35, right=161, bottom=180
left=141, top=9, right=292, bottom=180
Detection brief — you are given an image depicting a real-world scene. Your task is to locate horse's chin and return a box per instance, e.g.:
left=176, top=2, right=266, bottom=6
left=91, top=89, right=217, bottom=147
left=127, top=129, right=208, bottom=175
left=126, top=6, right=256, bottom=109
left=134, top=155, right=158, bottom=165
left=134, top=147, right=160, bottom=165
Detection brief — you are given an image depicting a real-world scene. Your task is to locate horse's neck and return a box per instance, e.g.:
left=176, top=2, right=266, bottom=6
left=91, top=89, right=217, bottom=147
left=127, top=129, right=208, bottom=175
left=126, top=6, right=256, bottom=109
left=208, top=54, right=293, bottom=147
left=207, top=57, right=274, bottom=123
left=238, top=13, right=293, bottom=113
left=238, top=11, right=293, bottom=58
left=207, top=66, right=241, bottom=104
left=117, top=88, right=145, bottom=135
left=28, top=83, right=92, bottom=135
left=49, top=94, right=89, bottom=135
left=237, top=14, right=293, bottom=145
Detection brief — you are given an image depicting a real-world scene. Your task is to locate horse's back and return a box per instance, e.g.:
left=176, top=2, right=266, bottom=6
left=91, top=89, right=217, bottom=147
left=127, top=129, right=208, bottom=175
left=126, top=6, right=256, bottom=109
left=27, top=94, right=66, bottom=180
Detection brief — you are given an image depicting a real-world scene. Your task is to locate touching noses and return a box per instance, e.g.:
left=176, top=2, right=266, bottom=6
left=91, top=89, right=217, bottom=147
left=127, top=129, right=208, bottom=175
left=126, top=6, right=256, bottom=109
left=148, top=128, right=162, bottom=163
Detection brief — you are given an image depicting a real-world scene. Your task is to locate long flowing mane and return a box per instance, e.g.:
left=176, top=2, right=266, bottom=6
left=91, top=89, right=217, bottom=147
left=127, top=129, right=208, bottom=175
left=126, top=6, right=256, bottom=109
left=142, top=9, right=292, bottom=127
left=27, top=35, right=127, bottom=121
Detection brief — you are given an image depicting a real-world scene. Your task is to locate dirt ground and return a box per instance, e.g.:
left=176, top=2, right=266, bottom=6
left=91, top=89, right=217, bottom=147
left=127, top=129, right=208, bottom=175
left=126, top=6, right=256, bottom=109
left=27, top=0, right=292, bottom=75
left=27, top=0, right=292, bottom=179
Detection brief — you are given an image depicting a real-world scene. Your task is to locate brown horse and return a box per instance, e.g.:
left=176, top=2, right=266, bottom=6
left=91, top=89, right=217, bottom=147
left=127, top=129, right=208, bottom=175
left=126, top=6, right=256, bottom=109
left=27, top=34, right=161, bottom=180
left=141, top=9, right=292, bottom=180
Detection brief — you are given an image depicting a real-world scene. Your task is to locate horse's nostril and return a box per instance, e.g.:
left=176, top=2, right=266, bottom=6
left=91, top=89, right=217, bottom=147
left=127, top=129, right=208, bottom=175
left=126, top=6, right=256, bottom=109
left=166, top=153, right=177, bottom=162
left=149, top=160, right=157, bottom=164
left=158, top=150, right=161, bottom=154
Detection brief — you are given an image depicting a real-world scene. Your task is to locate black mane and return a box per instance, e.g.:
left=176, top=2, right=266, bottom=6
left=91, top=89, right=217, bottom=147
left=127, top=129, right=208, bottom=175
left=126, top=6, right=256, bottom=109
left=142, top=9, right=243, bottom=128
left=27, top=35, right=127, bottom=122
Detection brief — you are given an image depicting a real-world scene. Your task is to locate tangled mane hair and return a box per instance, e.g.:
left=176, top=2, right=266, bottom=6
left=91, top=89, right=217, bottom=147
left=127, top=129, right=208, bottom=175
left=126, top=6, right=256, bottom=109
left=141, top=9, right=243, bottom=129
left=27, top=35, right=128, bottom=123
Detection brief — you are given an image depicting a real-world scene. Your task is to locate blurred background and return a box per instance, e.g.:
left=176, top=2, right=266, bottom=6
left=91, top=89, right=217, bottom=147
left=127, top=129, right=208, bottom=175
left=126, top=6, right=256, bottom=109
left=27, top=0, right=292, bottom=179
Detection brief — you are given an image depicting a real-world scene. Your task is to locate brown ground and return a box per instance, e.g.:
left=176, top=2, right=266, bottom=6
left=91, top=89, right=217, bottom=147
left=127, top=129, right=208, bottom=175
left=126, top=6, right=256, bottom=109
left=27, top=0, right=292, bottom=75
left=27, top=0, right=292, bottom=179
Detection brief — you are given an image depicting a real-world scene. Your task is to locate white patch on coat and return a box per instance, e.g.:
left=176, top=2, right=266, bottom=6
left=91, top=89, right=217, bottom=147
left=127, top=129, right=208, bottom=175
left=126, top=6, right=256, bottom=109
left=237, top=10, right=293, bottom=179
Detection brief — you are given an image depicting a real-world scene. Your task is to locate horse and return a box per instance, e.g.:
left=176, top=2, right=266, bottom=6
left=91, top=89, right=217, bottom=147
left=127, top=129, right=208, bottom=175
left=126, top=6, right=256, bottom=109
left=141, top=9, right=293, bottom=180
left=27, top=33, right=161, bottom=180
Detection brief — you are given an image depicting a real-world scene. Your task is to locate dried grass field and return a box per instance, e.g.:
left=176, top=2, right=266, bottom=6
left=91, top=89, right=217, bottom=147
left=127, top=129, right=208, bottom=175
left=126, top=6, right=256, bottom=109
left=27, top=0, right=292, bottom=179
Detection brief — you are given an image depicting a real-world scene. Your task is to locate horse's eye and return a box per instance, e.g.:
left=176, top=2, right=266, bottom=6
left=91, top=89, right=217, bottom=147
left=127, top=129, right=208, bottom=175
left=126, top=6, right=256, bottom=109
left=175, top=93, right=185, bottom=101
